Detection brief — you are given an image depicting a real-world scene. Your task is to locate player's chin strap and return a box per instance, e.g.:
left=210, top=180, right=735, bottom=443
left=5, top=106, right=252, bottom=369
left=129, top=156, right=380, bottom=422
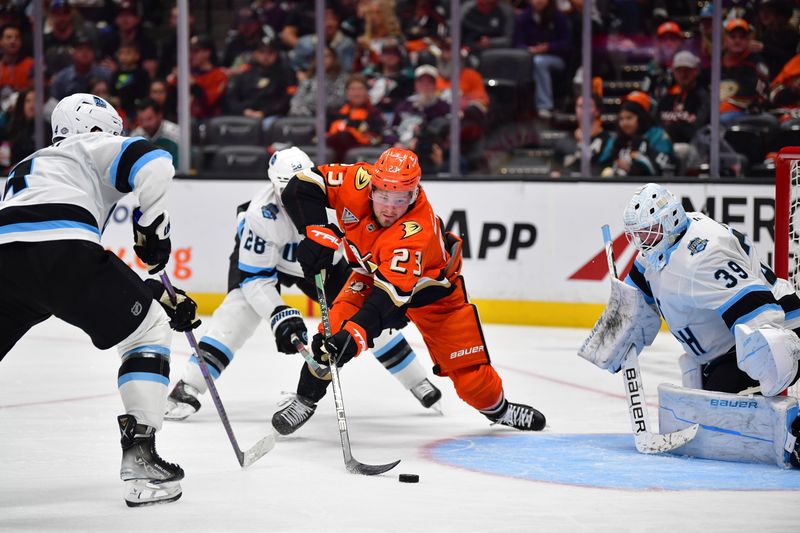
left=600, top=225, right=699, bottom=454
left=159, top=273, right=275, bottom=467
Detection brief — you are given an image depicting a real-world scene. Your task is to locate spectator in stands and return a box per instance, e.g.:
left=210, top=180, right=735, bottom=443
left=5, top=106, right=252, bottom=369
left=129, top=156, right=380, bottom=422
left=512, top=0, right=570, bottom=119
left=131, top=98, right=180, bottom=169
left=658, top=51, right=709, bottom=145
left=461, top=0, right=515, bottom=52
left=252, top=0, right=289, bottom=37
left=168, top=34, right=228, bottom=120
left=326, top=73, right=385, bottom=160
left=396, top=0, right=448, bottom=56
left=50, top=35, right=111, bottom=100
left=87, top=76, right=124, bottom=124
left=364, top=38, right=414, bottom=122
left=599, top=90, right=676, bottom=177
left=752, top=0, right=798, bottom=81
left=770, top=53, right=800, bottom=117
left=280, top=0, right=316, bottom=50
left=290, top=46, right=347, bottom=117
left=354, top=0, right=403, bottom=71
left=157, top=4, right=196, bottom=79
left=388, top=64, right=450, bottom=148
left=553, top=92, right=613, bottom=177
left=226, top=36, right=293, bottom=131
left=8, top=88, right=35, bottom=167
left=222, top=7, right=267, bottom=74
left=112, top=44, right=149, bottom=125
left=721, top=18, right=769, bottom=125
left=642, top=21, right=684, bottom=101
left=0, top=24, right=33, bottom=94
left=44, top=0, right=98, bottom=77
left=148, top=78, right=176, bottom=122
left=291, top=7, right=355, bottom=74
left=100, top=1, right=158, bottom=80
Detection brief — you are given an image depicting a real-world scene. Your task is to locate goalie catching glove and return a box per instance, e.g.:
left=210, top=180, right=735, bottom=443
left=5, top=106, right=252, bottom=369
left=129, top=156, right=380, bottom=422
left=310, top=321, right=369, bottom=367
left=133, top=208, right=171, bottom=274
left=578, top=277, right=661, bottom=373
left=735, top=323, right=800, bottom=397
left=297, top=224, right=343, bottom=277
left=145, top=279, right=201, bottom=332
left=270, top=305, right=308, bottom=354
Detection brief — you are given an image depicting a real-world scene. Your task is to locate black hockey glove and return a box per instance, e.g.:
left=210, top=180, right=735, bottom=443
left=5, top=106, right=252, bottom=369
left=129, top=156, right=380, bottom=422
left=270, top=305, right=308, bottom=354
left=297, top=224, right=343, bottom=278
left=132, top=209, right=171, bottom=274
left=310, top=321, right=368, bottom=367
left=145, top=279, right=201, bottom=332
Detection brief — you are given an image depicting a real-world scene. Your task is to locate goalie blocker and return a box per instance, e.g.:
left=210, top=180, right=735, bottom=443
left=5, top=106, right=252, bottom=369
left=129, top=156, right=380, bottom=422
left=658, top=384, right=799, bottom=467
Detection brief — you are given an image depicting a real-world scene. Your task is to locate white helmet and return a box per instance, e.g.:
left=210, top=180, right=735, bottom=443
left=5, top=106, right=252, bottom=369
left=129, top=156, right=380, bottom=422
left=50, top=93, right=123, bottom=141
left=268, top=147, right=314, bottom=196
left=623, top=183, right=688, bottom=270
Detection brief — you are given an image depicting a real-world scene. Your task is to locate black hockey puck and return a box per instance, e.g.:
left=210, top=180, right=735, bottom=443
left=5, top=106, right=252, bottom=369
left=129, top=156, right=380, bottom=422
left=398, top=473, right=419, bottom=483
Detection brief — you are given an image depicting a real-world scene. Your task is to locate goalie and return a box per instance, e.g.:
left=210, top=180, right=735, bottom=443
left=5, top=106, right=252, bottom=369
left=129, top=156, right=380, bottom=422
left=580, top=183, right=800, bottom=467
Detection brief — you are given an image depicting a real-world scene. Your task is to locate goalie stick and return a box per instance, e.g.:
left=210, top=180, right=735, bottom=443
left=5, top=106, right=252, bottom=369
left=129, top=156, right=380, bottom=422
left=314, top=271, right=401, bottom=475
left=159, top=273, right=275, bottom=467
left=601, top=225, right=699, bottom=454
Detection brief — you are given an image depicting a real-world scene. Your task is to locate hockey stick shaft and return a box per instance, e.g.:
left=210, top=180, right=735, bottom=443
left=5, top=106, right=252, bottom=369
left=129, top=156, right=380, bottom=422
left=159, top=273, right=274, bottom=467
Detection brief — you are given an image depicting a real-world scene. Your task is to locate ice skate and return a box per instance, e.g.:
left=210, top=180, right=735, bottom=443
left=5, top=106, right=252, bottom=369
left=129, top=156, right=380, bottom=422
left=118, top=415, right=184, bottom=507
left=410, top=378, right=443, bottom=413
left=271, top=394, right=317, bottom=435
left=490, top=401, right=546, bottom=431
left=164, top=380, right=201, bottom=421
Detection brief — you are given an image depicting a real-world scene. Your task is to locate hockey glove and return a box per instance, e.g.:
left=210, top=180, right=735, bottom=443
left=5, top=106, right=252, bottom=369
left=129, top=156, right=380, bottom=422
left=297, top=224, right=343, bottom=277
left=310, top=321, right=368, bottom=367
left=145, top=279, right=201, bottom=332
left=270, top=305, right=308, bottom=354
left=133, top=209, right=171, bottom=274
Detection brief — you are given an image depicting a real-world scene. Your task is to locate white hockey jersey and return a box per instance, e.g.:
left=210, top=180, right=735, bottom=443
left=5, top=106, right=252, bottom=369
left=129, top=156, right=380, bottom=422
left=0, top=133, right=173, bottom=245
left=234, top=183, right=305, bottom=318
left=624, top=212, right=800, bottom=365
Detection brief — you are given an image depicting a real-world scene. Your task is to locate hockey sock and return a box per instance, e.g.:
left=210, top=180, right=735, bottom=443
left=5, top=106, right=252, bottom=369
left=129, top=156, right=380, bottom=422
left=372, top=330, right=427, bottom=389
left=297, top=363, right=332, bottom=403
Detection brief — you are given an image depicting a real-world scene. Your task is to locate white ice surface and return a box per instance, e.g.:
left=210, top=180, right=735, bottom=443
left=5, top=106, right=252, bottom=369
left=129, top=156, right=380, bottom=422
left=1, top=317, right=797, bottom=532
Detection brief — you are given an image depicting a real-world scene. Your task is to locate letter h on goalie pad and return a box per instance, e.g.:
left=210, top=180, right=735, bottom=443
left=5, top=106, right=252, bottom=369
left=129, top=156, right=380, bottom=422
left=658, top=383, right=799, bottom=467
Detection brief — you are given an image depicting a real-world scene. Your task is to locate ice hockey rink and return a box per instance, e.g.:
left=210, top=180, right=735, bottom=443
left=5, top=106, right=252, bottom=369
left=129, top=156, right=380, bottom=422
left=2, top=316, right=799, bottom=533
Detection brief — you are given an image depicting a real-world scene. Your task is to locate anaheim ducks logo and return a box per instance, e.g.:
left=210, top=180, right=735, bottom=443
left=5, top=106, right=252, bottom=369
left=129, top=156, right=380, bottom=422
left=401, top=221, right=422, bottom=239
left=348, top=280, right=368, bottom=294
left=354, top=167, right=371, bottom=190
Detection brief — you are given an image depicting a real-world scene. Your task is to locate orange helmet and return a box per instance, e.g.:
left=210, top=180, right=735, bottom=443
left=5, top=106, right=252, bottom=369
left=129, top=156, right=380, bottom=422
left=372, top=147, right=421, bottom=192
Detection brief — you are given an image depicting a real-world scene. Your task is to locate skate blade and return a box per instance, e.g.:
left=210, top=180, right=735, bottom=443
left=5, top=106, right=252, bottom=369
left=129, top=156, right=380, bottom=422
left=429, top=401, right=444, bottom=415
left=124, top=480, right=182, bottom=507
left=164, top=401, right=198, bottom=421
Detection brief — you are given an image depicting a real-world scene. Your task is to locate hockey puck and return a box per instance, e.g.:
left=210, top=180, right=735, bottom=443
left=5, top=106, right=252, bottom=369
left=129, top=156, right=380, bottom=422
left=398, top=473, right=419, bottom=483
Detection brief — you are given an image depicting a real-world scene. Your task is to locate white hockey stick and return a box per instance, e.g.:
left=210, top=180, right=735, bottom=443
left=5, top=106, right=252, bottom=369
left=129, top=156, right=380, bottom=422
left=160, top=273, right=275, bottom=467
left=601, top=225, right=699, bottom=454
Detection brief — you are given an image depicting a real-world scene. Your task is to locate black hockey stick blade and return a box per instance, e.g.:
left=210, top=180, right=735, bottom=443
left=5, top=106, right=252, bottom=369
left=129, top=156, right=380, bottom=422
left=346, top=458, right=401, bottom=476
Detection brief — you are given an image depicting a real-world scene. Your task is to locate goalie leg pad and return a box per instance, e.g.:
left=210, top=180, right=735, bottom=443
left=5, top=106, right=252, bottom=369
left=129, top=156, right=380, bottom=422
left=578, top=278, right=662, bottom=373
left=678, top=352, right=703, bottom=389
left=658, top=383, right=800, bottom=466
left=735, top=324, right=800, bottom=397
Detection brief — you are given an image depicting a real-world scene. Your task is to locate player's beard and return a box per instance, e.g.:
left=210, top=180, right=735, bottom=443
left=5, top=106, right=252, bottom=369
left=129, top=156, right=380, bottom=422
left=374, top=204, right=406, bottom=227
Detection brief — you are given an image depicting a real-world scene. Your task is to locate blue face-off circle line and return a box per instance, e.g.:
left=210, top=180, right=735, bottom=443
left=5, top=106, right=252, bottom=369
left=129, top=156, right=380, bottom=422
left=422, top=433, right=800, bottom=492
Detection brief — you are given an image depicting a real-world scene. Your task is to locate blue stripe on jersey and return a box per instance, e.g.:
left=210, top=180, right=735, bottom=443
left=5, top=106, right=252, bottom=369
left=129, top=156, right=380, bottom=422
left=717, top=284, right=773, bottom=316
left=237, top=218, right=245, bottom=239
left=189, top=354, right=221, bottom=379
left=199, top=336, right=234, bottom=362
left=122, top=345, right=171, bottom=359
left=0, top=220, right=101, bottom=236
left=128, top=149, right=171, bottom=190
left=110, top=137, right=141, bottom=188
left=727, top=304, right=784, bottom=332
left=785, top=308, right=800, bottom=321
left=624, top=260, right=655, bottom=305
left=387, top=352, right=415, bottom=374
left=717, top=284, right=783, bottom=332
left=118, top=372, right=170, bottom=387
left=372, top=333, right=404, bottom=357
left=238, top=262, right=277, bottom=274
left=240, top=274, right=277, bottom=286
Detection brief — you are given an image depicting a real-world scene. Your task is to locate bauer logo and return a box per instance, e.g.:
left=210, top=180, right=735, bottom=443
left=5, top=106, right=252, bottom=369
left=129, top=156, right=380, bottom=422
left=449, top=345, right=484, bottom=359
left=710, top=399, right=758, bottom=408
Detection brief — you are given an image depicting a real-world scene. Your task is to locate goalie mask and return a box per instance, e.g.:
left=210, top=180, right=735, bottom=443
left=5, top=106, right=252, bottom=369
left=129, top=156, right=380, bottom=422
left=268, top=147, right=314, bottom=196
left=50, top=93, right=123, bottom=141
left=623, top=183, right=688, bottom=270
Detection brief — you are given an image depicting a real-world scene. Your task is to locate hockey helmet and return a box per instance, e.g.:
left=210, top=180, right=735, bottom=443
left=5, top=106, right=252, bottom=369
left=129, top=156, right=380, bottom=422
left=50, top=93, right=123, bottom=141
left=623, top=183, right=688, bottom=270
left=268, top=146, right=314, bottom=195
left=370, top=147, right=421, bottom=206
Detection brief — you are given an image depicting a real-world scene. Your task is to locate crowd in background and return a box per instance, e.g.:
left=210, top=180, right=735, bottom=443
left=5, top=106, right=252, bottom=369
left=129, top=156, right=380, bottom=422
left=2, top=0, right=800, bottom=177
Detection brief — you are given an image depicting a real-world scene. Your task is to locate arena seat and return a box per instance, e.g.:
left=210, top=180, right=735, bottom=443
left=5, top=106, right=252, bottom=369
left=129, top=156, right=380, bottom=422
left=265, top=117, right=317, bottom=146
left=210, top=145, right=269, bottom=174
left=205, top=116, right=263, bottom=146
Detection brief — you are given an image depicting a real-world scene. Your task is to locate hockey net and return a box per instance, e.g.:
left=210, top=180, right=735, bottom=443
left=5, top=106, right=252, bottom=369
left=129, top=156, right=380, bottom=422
left=775, top=147, right=800, bottom=398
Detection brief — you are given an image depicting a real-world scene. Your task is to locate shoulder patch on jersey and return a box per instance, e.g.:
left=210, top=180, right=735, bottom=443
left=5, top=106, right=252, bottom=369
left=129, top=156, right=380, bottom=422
left=354, top=167, right=371, bottom=190
left=687, top=237, right=708, bottom=256
left=401, top=221, right=422, bottom=239
left=342, top=207, right=359, bottom=225
left=261, top=203, right=279, bottom=220
left=347, top=280, right=368, bottom=294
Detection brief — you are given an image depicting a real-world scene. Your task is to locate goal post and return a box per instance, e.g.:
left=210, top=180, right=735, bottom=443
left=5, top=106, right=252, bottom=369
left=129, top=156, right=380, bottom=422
left=775, top=147, right=800, bottom=284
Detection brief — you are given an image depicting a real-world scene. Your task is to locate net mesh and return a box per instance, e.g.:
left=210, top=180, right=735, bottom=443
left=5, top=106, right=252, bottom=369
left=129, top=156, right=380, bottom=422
left=790, top=159, right=800, bottom=292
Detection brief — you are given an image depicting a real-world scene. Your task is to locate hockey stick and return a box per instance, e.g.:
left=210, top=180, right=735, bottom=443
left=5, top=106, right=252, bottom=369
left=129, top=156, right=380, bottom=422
left=601, top=225, right=699, bottom=454
left=159, top=273, right=275, bottom=467
left=290, top=333, right=331, bottom=379
left=314, top=271, right=401, bottom=475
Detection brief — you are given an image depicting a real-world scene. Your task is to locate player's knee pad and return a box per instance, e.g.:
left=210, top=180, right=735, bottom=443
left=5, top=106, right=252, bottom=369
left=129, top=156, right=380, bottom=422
left=202, top=289, right=261, bottom=355
left=117, top=302, right=172, bottom=357
left=678, top=352, right=702, bottom=389
left=735, top=324, right=800, bottom=396
left=449, top=364, right=504, bottom=411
